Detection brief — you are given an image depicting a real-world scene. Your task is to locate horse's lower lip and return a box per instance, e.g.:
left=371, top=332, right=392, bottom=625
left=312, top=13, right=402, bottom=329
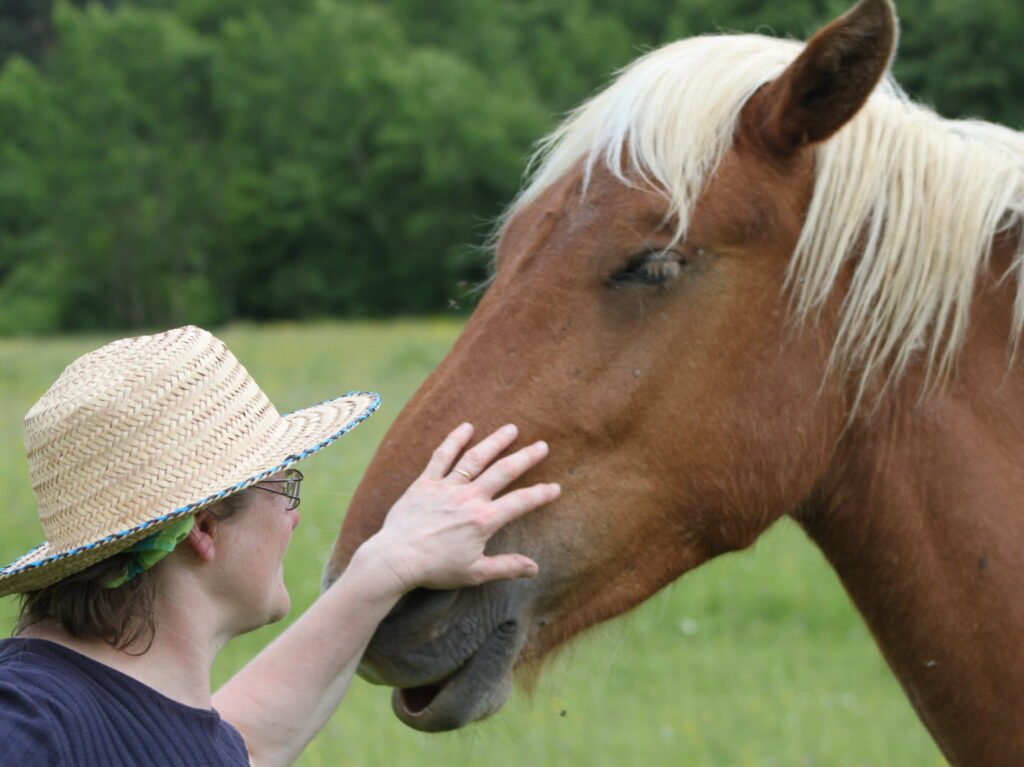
left=396, top=675, right=455, bottom=716
left=391, top=620, right=520, bottom=731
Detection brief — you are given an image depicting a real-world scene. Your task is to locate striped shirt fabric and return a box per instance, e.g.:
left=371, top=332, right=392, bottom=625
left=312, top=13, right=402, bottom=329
left=0, top=638, right=249, bottom=766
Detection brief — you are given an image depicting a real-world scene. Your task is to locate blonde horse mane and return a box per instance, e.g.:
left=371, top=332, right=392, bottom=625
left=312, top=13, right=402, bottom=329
left=506, top=34, right=1024, bottom=401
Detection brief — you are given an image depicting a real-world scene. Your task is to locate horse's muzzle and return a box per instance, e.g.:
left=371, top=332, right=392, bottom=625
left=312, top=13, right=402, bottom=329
left=357, top=582, right=530, bottom=731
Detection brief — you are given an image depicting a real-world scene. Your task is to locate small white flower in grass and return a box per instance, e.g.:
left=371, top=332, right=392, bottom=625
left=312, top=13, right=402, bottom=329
left=677, top=617, right=699, bottom=636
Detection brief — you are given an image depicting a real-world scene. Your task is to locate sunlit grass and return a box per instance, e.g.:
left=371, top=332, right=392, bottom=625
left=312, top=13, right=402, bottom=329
left=0, top=320, right=946, bottom=766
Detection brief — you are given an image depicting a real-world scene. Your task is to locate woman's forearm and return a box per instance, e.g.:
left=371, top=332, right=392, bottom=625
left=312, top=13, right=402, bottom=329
left=214, top=539, right=404, bottom=767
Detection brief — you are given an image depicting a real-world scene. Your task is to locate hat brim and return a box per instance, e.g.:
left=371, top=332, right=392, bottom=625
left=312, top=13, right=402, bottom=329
left=0, top=391, right=380, bottom=597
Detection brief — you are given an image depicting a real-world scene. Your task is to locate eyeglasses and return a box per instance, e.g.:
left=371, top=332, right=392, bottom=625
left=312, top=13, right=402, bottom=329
left=253, top=469, right=304, bottom=510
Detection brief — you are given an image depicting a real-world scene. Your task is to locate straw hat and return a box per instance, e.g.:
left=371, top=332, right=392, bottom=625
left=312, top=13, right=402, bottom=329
left=0, top=325, right=379, bottom=597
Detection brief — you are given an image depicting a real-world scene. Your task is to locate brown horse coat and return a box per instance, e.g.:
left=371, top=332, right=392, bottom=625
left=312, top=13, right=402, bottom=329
left=328, top=1, right=1024, bottom=763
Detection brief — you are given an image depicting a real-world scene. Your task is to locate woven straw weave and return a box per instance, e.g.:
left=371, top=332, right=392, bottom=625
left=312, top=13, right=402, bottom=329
left=0, top=325, right=378, bottom=596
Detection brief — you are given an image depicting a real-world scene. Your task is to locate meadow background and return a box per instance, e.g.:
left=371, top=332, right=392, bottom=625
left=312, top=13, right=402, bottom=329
left=0, top=322, right=947, bottom=766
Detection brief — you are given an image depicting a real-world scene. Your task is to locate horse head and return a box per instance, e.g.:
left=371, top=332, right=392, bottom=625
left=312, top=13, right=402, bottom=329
left=324, top=0, right=1024, bottom=751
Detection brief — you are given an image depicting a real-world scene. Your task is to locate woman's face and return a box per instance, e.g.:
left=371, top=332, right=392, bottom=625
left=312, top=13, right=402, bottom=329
left=213, top=472, right=302, bottom=634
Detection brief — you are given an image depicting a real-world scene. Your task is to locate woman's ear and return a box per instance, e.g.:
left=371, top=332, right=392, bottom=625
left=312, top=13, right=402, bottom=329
left=185, top=509, right=219, bottom=562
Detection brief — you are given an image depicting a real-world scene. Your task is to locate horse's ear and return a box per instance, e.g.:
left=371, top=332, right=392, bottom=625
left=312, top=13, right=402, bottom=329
left=744, top=0, right=898, bottom=156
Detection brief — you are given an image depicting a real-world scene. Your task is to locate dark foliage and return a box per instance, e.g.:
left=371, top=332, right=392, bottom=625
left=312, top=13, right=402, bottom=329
left=0, top=0, right=1018, bottom=333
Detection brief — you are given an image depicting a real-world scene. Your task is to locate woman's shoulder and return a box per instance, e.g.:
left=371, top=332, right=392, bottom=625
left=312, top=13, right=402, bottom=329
left=0, top=636, right=136, bottom=734
left=1, top=637, right=95, bottom=692
left=0, top=637, right=82, bottom=692
left=0, top=637, right=250, bottom=766
left=0, top=639, right=72, bottom=765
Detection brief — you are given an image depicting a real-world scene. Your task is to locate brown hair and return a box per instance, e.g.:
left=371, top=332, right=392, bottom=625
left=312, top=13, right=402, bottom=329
left=15, top=492, right=248, bottom=651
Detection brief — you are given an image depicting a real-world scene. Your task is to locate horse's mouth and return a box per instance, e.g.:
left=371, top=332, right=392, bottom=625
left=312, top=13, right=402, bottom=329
left=392, top=620, right=521, bottom=732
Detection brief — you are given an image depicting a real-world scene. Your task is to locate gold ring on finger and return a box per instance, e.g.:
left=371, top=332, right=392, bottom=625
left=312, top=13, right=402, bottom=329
left=454, top=468, right=474, bottom=482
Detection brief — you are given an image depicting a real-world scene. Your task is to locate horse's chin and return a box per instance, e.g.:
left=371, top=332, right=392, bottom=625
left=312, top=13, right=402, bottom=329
left=391, top=620, right=521, bottom=732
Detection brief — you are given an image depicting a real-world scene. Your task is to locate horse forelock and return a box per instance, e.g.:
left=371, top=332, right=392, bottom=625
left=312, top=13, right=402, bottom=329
left=502, top=33, right=1024, bottom=406
left=507, top=35, right=800, bottom=235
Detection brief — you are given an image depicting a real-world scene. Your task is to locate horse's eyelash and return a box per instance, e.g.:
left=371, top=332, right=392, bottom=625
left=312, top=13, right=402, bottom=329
left=608, top=249, right=684, bottom=286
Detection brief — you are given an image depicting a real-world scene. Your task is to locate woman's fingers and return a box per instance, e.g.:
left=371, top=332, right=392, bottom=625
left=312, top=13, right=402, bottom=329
left=448, top=423, right=518, bottom=482
left=381, top=424, right=559, bottom=591
left=422, top=422, right=474, bottom=479
left=474, top=440, right=549, bottom=497
left=466, top=553, right=539, bottom=584
left=488, top=482, right=561, bottom=531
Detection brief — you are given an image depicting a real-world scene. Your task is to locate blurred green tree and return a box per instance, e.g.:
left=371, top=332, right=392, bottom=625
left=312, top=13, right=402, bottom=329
left=0, top=3, right=220, bottom=332
left=0, top=0, right=1019, bottom=334
left=209, top=2, right=547, bottom=318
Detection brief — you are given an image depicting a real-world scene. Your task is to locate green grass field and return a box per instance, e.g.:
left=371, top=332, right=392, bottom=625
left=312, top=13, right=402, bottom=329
left=0, top=321, right=946, bottom=766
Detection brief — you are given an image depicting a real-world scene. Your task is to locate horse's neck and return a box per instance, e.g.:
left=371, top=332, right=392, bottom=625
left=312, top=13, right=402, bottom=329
left=799, top=238, right=1024, bottom=766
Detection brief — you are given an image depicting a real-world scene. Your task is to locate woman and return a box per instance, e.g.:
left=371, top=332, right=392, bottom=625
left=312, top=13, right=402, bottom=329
left=0, top=325, right=560, bottom=766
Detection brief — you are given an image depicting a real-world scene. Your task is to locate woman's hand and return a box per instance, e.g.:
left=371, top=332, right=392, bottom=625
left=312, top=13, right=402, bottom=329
left=362, top=423, right=559, bottom=595
left=220, top=423, right=555, bottom=765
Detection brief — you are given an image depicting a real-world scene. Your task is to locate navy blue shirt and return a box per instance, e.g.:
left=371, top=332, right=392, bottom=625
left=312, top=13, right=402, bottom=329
left=0, top=638, right=249, bottom=766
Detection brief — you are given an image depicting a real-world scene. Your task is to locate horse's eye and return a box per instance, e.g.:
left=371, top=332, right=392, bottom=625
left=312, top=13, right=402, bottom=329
left=607, top=250, right=685, bottom=288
